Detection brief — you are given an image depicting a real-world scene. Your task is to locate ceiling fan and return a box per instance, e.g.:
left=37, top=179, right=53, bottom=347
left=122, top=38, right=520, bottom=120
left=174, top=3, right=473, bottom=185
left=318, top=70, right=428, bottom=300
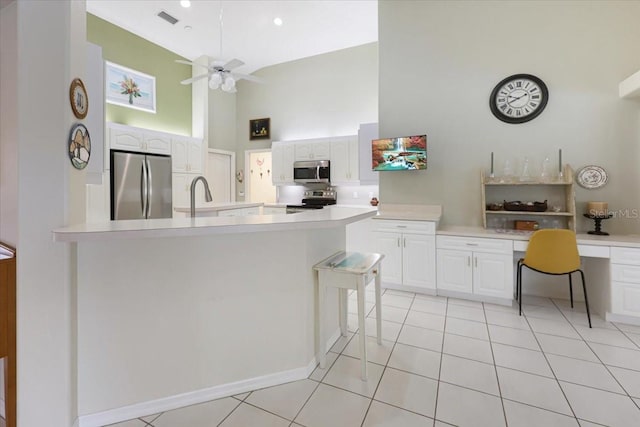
left=176, top=2, right=263, bottom=93
left=176, top=58, right=264, bottom=93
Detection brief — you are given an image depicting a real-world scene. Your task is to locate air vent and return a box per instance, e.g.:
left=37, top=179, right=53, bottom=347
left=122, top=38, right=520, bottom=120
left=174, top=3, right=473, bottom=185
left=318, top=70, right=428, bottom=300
left=157, top=10, right=179, bottom=25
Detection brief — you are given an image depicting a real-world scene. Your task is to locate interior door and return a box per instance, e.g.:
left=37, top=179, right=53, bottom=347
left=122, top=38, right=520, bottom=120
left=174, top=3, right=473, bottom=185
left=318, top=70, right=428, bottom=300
left=207, top=150, right=233, bottom=203
left=247, top=150, right=276, bottom=203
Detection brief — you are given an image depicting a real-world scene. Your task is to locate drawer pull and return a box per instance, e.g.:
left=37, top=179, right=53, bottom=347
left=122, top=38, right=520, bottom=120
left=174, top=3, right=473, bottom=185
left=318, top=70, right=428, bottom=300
left=466, top=243, right=479, bottom=246
left=396, top=225, right=407, bottom=228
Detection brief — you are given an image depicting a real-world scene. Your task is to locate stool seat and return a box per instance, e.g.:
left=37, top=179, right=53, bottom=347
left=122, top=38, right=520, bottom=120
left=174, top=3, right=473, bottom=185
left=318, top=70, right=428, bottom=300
left=314, top=251, right=384, bottom=380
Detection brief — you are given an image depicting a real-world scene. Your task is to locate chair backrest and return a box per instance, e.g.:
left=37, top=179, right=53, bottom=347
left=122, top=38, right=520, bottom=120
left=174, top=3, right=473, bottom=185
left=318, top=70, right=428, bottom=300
left=523, top=229, right=581, bottom=274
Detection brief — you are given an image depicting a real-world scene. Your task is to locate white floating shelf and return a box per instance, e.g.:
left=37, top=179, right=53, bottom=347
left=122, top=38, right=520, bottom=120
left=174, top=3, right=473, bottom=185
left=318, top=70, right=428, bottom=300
left=620, top=69, right=640, bottom=98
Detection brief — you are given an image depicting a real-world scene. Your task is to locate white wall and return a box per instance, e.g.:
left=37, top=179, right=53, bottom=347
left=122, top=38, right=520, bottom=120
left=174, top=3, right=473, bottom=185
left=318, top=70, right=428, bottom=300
left=378, top=1, right=640, bottom=234
left=234, top=42, right=379, bottom=200
left=208, top=89, right=237, bottom=152
left=0, top=1, right=86, bottom=425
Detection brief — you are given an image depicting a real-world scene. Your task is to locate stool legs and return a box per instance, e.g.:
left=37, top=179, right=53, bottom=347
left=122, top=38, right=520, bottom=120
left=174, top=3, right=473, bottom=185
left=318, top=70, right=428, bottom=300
left=357, top=275, right=368, bottom=380
left=317, top=270, right=327, bottom=370
left=375, top=267, right=382, bottom=345
left=338, top=289, right=348, bottom=337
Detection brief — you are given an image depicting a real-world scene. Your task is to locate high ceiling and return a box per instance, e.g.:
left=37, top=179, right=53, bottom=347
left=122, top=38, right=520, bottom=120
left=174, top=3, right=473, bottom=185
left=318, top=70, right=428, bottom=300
left=86, top=0, right=378, bottom=75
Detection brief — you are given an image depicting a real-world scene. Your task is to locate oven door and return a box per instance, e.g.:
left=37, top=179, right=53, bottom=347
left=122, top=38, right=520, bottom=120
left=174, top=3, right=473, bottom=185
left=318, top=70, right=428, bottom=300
left=293, top=160, right=330, bottom=184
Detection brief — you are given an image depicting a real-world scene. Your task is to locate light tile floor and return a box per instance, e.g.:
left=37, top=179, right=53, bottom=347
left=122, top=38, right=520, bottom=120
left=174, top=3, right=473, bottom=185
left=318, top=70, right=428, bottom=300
left=107, top=287, right=640, bottom=427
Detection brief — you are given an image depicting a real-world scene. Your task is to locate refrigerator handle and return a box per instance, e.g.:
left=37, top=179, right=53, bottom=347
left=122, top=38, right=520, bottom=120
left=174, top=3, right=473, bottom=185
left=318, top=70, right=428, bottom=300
left=146, top=158, right=153, bottom=218
left=141, top=159, right=148, bottom=217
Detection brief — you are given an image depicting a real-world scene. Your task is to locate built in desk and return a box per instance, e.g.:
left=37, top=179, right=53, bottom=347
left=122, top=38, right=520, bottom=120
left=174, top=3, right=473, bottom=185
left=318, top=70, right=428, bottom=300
left=437, top=226, right=640, bottom=325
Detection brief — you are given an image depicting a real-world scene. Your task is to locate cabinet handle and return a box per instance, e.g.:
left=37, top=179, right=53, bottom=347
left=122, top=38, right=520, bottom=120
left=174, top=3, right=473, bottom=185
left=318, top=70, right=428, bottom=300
left=403, top=237, right=406, bottom=248
left=466, top=243, right=478, bottom=246
left=474, top=257, right=478, bottom=267
left=467, top=256, right=471, bottom=267
left=397, top=237, right=400, bottom=247
left=396, top=225, right=407, bottom=228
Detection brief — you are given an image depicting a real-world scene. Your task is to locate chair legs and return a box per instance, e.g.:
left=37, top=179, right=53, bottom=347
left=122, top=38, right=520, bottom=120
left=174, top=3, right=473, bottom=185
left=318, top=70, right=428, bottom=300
left=569, top=273, right=574, bottom=308
left=517, top=261, right=524, bottom=316
left=518, top=265, right=591, bottom=328
left=580, top=269, right=592, bottom=328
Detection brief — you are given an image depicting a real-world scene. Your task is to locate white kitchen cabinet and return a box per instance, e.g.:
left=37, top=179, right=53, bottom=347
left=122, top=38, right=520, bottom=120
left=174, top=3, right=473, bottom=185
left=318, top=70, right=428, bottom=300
left=330, top=136, right=359, bottom=183
left=272, top=141, right=295, bottom=185
left=108, top=123, right=171, bottom=156
left=294, top=140, right=331, bottom=161
left=374, top=220, right=436, bottom=293
left=436, top=235, right=513, bottom=301
left=172, top=137, right=203, bottom=174
left=610, top=247, right=640, bottom=319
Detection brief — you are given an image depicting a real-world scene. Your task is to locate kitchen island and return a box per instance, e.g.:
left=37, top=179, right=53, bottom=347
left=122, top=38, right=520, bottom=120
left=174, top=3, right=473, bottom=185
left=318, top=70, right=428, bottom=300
left=53, top=206, right=376, bottom=426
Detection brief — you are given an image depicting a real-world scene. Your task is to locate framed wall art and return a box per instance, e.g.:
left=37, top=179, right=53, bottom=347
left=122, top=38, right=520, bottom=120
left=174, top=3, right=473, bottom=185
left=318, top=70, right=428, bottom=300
left=105, top=61, right=156, bottom=113
left=250, top=118, right=270, bottom=140
left=69, top=78, right=88, bottom=119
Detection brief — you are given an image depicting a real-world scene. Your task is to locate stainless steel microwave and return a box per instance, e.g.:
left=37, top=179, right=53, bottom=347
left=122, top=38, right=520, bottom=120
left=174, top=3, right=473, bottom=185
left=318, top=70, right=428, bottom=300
left=293, top=160, right=330, bottom=184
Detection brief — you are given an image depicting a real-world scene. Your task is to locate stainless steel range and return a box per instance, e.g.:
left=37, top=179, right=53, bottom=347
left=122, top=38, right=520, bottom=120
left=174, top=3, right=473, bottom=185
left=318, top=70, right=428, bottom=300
left=286, top=189, right=337, bottom=213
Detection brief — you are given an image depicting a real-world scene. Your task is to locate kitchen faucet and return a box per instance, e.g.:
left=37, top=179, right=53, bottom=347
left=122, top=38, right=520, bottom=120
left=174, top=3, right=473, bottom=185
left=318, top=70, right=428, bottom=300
left=190, top=176, right=213, bottom=218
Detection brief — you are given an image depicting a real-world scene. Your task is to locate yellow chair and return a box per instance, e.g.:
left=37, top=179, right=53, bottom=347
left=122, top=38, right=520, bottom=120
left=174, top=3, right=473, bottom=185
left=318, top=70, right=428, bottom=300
left=516, top=229, right=592, bottom=328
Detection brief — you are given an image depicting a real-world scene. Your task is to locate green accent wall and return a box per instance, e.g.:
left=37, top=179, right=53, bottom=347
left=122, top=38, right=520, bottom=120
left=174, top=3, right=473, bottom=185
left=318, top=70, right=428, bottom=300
left=87, top=14, right=192, bottom=135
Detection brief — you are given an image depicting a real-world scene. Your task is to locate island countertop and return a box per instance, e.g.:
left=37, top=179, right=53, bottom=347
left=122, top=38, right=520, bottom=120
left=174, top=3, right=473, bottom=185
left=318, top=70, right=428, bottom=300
left=53, top=206, right=377, bottom=242
left=173, top=201, right=264, bottom=213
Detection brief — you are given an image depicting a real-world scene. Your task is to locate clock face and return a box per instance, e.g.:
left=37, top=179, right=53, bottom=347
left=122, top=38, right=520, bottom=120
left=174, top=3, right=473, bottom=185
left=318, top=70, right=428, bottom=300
left=69, top=78, right=88, bottom=119
left=490, top=74, right=548, bottom=124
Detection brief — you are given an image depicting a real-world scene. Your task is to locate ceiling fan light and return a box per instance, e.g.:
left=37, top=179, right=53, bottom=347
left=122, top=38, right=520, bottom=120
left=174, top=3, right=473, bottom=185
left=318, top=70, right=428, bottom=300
left=209, top=76, right=221, bottom=90
left=210, top=73, right=223, bottom=85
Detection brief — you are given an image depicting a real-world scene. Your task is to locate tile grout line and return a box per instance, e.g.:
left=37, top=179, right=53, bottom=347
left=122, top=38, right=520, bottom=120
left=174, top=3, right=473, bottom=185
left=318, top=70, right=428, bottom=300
left=431, top=295, right=450, bottom=426
left=520, top=297, right=580, bottom=423
left=481, top=300, right=510, bottom=427
left=359, top=290, right=415, bottom=427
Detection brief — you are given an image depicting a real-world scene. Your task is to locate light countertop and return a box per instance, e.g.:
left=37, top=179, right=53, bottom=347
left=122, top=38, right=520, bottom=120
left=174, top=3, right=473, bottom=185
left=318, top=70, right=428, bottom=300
left=437, top=225, right=640, bottom=248
left=373, top=204, right=442, bottom=222
left=53, top=206, right=378, bottom=242
left=174, top=202, right=263, bottom=213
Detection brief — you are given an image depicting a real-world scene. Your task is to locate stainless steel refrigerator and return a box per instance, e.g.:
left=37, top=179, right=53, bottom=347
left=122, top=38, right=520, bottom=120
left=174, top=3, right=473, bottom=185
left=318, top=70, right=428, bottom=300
left=110, top=150, right=173, bottom=220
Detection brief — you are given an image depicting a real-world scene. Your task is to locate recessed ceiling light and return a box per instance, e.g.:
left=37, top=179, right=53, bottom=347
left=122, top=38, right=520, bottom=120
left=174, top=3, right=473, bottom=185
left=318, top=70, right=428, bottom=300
left=184, top=25, right=192, bottom=31
left=180, top=0, right=191, bottom=8
left=273, top=17, right=283, bottom=26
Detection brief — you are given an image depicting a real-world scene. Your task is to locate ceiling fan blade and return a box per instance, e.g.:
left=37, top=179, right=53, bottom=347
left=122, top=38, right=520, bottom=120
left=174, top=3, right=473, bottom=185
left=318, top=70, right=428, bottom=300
left=176, top=59, right=209, bottom=69
left=232, top=73, right=265, bottom=84
left=180, top=73, right=210, bottom=85
left=223, top=58, right=245, bottom=70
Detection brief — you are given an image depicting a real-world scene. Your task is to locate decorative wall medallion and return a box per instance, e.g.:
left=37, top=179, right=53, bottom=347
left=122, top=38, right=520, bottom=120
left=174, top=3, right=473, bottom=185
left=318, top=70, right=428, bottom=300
left=68, top=124, right=91, bottom=170
left=576, top=165, right=608, bottom=189
left=69, top=78, right=88, bottom=119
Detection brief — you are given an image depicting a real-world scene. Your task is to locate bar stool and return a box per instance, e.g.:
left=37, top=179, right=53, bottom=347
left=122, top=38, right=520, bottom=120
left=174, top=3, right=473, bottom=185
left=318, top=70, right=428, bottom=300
left=313, top=251, right=384, bottom=380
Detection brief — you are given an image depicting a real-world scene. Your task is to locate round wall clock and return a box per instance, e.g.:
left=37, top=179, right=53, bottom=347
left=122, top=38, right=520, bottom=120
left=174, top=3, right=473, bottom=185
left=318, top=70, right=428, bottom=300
left=490, top=74, right=548, bottom=124
left=69, top=78, right=88, bottom=120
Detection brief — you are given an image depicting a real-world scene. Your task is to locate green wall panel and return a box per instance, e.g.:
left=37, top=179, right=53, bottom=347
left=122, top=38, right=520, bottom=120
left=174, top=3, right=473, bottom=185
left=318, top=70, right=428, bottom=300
left=87, top=13, right=192, bottom=136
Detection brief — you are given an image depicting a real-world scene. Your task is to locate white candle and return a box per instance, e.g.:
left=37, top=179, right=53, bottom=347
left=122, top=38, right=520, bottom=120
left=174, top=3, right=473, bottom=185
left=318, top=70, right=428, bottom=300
left=587, top=201, right=608, bottom=216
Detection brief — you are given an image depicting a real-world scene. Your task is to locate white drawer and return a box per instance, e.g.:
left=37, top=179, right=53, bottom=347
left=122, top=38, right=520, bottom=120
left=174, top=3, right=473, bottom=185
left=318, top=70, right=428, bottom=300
left=611, top=281, right=640, bottom=317
left=611, top=247, right=640, bottom=266
left=612, top=264, right=640, bottom=284
left=373, top=219, right=435, bottom=235
left=437, top=235, right=512, bottom=254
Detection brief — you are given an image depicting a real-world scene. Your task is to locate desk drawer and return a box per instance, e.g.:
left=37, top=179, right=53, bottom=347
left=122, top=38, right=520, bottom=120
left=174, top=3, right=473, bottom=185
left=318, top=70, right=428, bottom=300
left=437, top=236, right=512, bottom=254
left=513, top=241, right=610, bottom=259
left=374, top=219, right=435, bottom=235
left=611, top=247, right=640, bottom=266
left=612, top=264, right=640, bottom=284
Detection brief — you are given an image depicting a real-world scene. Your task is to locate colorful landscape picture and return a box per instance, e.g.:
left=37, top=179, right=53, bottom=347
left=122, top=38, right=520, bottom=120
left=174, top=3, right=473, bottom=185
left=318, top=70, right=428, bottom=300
left=372, top=135, right=427, bottom=171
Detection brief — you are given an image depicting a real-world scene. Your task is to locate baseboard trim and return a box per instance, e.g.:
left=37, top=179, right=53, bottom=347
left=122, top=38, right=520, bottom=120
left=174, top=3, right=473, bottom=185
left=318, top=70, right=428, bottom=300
left=606, top=312, right=640, bottom=326
left=78, top=329, right=341, bottom=427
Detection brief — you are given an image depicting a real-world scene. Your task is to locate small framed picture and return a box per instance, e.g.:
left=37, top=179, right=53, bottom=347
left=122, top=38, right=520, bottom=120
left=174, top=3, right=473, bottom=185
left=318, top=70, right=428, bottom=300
left=105, top=61, right=156, bottom=113
left=250, top=118, right=270, bottom=140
